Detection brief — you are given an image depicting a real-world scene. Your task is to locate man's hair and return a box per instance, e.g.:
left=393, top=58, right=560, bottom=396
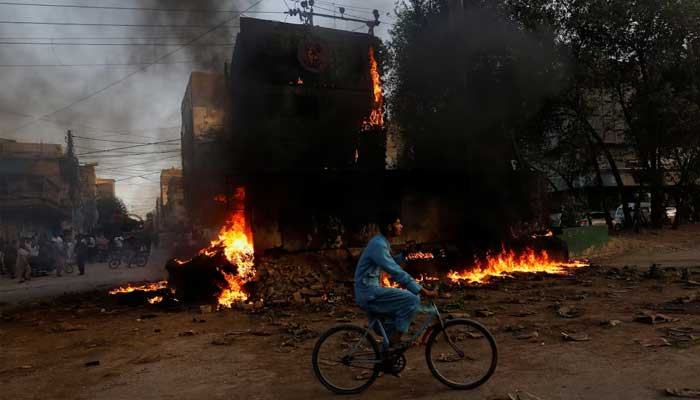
left=378, top=211, right=400, bottom=236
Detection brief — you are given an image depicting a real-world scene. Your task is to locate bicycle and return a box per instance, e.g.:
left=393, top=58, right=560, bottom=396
left=312, top=300, right=497, bottom=394
left=109, top=249, right=148, bottom=269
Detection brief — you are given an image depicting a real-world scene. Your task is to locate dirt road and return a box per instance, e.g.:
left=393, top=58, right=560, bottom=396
left=2, top=262, right=700, bottom=400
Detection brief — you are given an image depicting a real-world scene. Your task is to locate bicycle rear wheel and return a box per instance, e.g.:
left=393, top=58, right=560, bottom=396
left=312, top=324, right=381, bottom=394
left=425, top=319, right=498, bottom=390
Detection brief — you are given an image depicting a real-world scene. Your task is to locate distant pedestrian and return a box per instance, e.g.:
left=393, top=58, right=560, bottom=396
left=87, top=236, right=96, bottom=262
left=17, top=242, right=31, bottom=283
left=75, top=237, right=88, bottom=275
left=52, top=235, right=65, bottom=277
left=4, top=240, right=18, bottom=279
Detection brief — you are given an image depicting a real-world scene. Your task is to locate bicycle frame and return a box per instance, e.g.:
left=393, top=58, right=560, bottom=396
left=367, top=301, right=442, bottom=351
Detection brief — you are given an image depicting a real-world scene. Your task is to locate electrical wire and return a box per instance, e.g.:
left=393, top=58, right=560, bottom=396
left=76, top=139, right=180, bottom=156
left=0, top=0, right=261, bottom=137
left=0, top=41, right=235, bottom=46
left=0, top=20, right=241, bottom=28
left=0, top=62, right=193, bottom=67
left=0, top=2, right=283, bottom=14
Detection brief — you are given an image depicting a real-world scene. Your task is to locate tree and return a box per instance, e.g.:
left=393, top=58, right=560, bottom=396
left=388, top=0, right=567, bottom=241
left=512, top=0, right=700, bottom=228
left=96, top=197, right=128, bottom=235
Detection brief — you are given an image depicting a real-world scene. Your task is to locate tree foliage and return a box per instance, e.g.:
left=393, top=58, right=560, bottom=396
left=96, top=197, right=128, bottom=234
left=389, top=0, right=700, bottom=229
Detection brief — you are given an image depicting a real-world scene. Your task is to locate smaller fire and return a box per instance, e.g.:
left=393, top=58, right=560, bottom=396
left=381, top=273, right=400, bottom=288
left=147, top=296, right=163, bottom=305
left=406, top=251, right=435, bottom=261
left=448, top=247, right=588, bottom=284
left=361, top=46, right=384, bottom=131
left=530, top=230, right=554, bottom=239
left=109, top=280, right=168, bottom=295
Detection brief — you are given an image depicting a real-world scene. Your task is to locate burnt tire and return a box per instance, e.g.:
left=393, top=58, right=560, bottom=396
left=425, top=319, right=498, bottom=390
left=312, top=324, right=381, bottom=395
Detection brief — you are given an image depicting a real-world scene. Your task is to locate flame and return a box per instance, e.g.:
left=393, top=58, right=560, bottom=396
left=361, top=47, right=383, bottom=131
left=214, top=194, right=227, bottom=203
left=203, top=206, right=255, bottom=308
left=448, top=247, right=588, bottom=284
left=381, top=273, right=400, bottom=288
left=530, top=230, right=554, bottom=239
left=406, top=251, right=434, bottom=260
left=109, top=280, right=168, bottom=295
left=147, top=296, right=163, bottom=304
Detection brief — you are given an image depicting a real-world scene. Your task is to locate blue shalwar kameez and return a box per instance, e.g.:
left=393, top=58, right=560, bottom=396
left=354, top=235, right=423, bottom=338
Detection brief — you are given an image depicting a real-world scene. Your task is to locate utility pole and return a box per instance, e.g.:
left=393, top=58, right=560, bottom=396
left=286, top=0, right=381, bottom=36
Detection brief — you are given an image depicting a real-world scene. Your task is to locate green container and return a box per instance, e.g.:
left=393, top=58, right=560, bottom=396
left=558, top=226, right=609, bottom=257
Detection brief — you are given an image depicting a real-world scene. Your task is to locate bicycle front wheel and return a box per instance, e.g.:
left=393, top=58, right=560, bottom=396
left=426, top=319, right=498, bottom=390
left=312, top=324, right=381, bottom=395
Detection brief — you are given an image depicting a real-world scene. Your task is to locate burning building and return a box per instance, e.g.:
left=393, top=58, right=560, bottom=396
left=172, top=16, right=566, bottom=295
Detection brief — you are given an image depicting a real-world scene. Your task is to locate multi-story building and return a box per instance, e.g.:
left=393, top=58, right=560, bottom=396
left=0, top=139, right=77, bottom=239
left=95, top=178, right=115, bottom=200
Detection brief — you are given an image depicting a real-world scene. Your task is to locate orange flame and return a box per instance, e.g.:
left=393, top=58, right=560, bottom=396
left=406, top=251, right=434, bottom=260
left=530, top=230, right=554, bottom=239
left=362, top=47, right=383, bottom=131
left=109, top=280, right=168, bottom=295
left=205, top=209, right=255, bottom=308
left=381, top=273, right=400, bottom=288
left=147, top=296, right=163, bottom=304
left=447, top=247, right=588, bottom=284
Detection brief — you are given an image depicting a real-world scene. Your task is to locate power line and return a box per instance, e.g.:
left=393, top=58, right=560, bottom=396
left=76, top=139, right=180, bottom=156
left=80, top=150, right=181, bottom=158
left=115, top=171, right=162, bottom=182
left=0, top=41, right=235, bottom=46
left=0, top=2, right=284, bottom=14
left=0, top=36, right=211, bottom=40
left=0, top=20, right=241, bottom=28
left=75, top=135, right=179, bottom=145
left=0, top=61, right=193, bottom=67
left=95, top=154, right=181, bottom=171
left=0, top=1, right=249, bottom=138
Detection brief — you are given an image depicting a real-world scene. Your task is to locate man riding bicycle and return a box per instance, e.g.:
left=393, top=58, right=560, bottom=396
left=354, top=213, right=438, bottom=352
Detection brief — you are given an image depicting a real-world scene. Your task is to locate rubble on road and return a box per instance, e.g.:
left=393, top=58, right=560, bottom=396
left=253, top=251, right=354, bottom=305
left=561, top=332, right=591, bottom=342
left=50, top=322, right=87, bottom=333
left=635, top=338, right=671, bottom=347
left=600, top=319, right=622, bottom=328
left=665, top=388, right=700, bottom=398
left=556, top=305, right=584, bottom=318
left=634, top=311, right=678, bottom=324
left=507, top=390, right=545, bottom=400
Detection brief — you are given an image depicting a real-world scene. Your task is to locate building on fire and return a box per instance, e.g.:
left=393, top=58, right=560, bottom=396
left=179, top=17, right=545, bottom=254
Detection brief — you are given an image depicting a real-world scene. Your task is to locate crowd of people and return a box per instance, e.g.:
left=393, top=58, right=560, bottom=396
left=0, top=233, right=151, bottom=284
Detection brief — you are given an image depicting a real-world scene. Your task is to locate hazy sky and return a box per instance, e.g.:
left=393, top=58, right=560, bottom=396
left=0, top=0, right=396, bottom=216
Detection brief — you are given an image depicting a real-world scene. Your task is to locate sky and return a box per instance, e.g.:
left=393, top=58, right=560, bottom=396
left=0, top=0, right=396, bottom=216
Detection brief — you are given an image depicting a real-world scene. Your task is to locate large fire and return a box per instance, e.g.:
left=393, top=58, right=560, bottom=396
left=448, top=247, right=587, bottom=284
left=362, top=46, right=384, bottom=131
left=199, top=209, right=255, bottom=308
